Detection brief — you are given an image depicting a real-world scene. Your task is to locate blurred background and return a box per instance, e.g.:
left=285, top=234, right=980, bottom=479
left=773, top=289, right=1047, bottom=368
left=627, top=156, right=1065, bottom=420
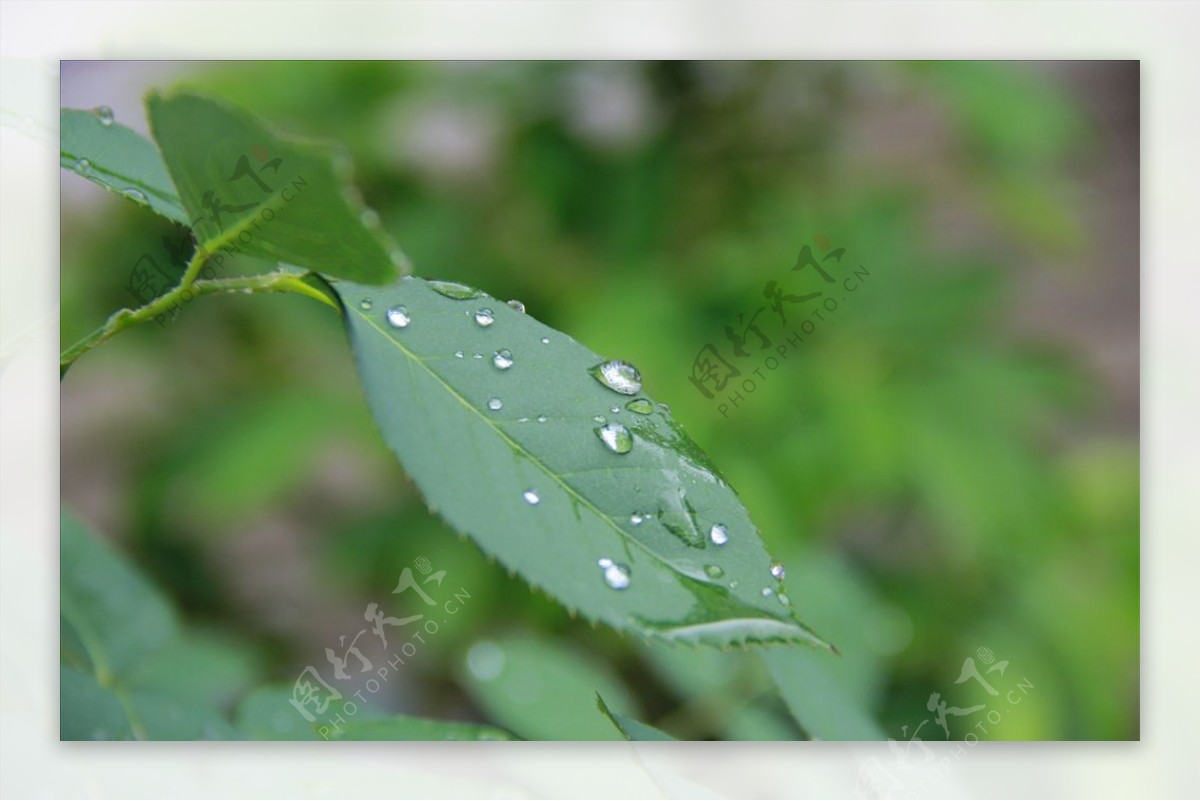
left=60, top=61, right=1138, bottom=741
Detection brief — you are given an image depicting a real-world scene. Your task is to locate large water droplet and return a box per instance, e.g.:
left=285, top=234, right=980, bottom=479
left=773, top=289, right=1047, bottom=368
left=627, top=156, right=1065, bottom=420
left=626, top=398, right=654, bottom=415
left=589, top=359, right=642, bottom=395
left=595, top=422, right=633, bottom=454
left=94, top=106, right=114, bottom=126
left=709, top=524, right=729, bottom=546
left=359, top=298, right=373, bottom=310
left=492, top=349, right=514, bottom=370
left=598, top=558, right=631, bottom=590
left=704, top=564, right=725, bottom=579
left=506, top=299, right=526, bottom=313
left=429, top=280, right=484, bottom=300
left=76, top=158, right=91, bottom=174
left=522, top=489, right=540, bottom=505
left=474, top=308, right=495, bottom=327
left=386, top=305, right=410, bottom=328
left=121, top=188, right=148, bottom=206
left=770, top=562, right=786, bottom=580
left=487, top=397, right=503, bottom=411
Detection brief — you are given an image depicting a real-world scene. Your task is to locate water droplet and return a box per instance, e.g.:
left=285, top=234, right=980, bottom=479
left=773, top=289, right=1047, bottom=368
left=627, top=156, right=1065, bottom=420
left=492, top=349, right=514, bottom=370
left=121, top=188, right=148, bottom=206
left=360, top=208, right=380, bottom=228
left=506, top=299, right=526, bottom=313
left=589, top=359, right=642, bottom=395
left=454, top=350, right=464, bottom=359
left=770, top=562, right=786, bottom=580
left=522, top=490, right=540, bottom=505
left=592, top=415, right=606, bottom=424
left=536, top=415, right=548, bottom=423
left=359, top=299, right=373, bottom=311
left=473, top=352, right=483, bottom=359
left=626, top=398, right=654, bottom=415
left=386, top=305, right=410, bottom=328
left=76, top=158, right=91, bottom=173
left=709, top=524, right=729, bottom=546
left=429, top=280, right=484, bottom=300
left=610, top=405, right=621, bottom=414
left=778, top=593, right=791, bottom=607
left=595, top=422, right=633, bottom=454
left=93, top=106, right=114, bottom=126
left=474, top=308, right=495, bottom=327
left=598, top=558, right=631, bottom=590
left=704, top=564, right=725, bottom=579
left=762, top=587, right=774, bottom=597
left=540, top=337, right=550, bottom=345
left=487, top=397, right=503, bottom=411
left=657, top=402, right=671, bottom=414
left=466, top=640, right=505, bottom=681
left=729, top=580, right=739, bottom=589
left=630, top=513, right=646, bottom=525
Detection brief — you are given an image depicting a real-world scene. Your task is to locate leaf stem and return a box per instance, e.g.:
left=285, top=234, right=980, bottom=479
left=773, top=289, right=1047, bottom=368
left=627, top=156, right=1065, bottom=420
left=59, top=266, right=336, bottom=375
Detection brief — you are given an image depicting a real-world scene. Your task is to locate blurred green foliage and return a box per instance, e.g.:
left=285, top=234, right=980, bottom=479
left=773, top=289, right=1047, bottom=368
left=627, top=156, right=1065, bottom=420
left=60, top=61, right=1138, bottom=740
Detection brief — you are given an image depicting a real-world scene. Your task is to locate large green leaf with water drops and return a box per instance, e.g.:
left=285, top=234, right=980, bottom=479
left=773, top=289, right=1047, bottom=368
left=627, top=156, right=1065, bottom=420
left=146, top=91, right=400, bottom=284
left=337, top=276, right=832, bottom=650
left=59, top=107, right=189, bottom=223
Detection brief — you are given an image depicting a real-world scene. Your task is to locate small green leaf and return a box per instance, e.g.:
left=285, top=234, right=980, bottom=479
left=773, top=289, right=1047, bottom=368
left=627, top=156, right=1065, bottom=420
left=146, top=91, right=399, bottom=284
left=235, top=686, right=515, bottom=741
left=337, top=277, right=832, bottom=650
left=59, top=108, right=188, bottom=223
left=596, top=694, right=676, bottom=741
left=458, top=636, right=637, bottom=740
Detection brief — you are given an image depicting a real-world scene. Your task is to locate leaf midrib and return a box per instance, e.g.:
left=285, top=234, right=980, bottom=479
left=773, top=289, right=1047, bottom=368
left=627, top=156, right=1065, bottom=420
left=351, top=302, right=734, bottom=603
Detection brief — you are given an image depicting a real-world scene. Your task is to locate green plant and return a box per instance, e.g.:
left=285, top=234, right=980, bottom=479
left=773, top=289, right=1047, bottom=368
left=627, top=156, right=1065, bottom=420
left=60, top=92, right=867, bottom=740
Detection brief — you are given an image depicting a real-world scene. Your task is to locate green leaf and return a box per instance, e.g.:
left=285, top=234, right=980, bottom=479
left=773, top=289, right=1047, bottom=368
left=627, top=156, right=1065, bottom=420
left=60, top=509, right=177, bottom=680
left=458, top=636, right=637, bottom=740
left=60, top=509, right=247, bottom=740
left=59, top=108, right=188, bottom=223
left=235, top=686, right=515, bottom=741
left=762, top=648, right=886, bottom=741
left=146, top=91, right=399, bottom=284
left=337, top=276, right=831, bottom=650
left=596, top=694, right=676, bottom=741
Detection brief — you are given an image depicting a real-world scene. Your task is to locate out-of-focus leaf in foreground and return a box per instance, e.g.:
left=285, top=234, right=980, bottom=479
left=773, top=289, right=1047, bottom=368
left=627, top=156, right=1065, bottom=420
left=235, top=687, right=515, bottom=741
left=60, top=510, right=242, bottom=739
